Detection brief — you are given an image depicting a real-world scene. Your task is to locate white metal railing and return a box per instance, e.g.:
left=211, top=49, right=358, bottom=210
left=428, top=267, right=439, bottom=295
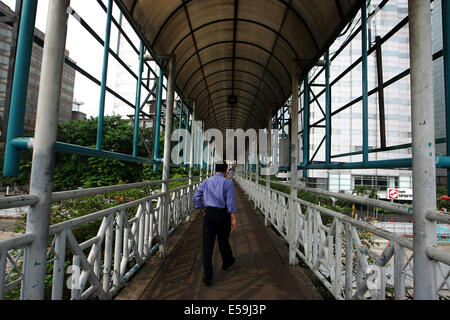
left=236, top=174, right=450, bottom=300
left=0, top=177, right=202, bottom=300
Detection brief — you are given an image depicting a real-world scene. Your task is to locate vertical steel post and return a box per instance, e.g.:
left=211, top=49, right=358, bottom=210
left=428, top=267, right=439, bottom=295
left=116, top=12, right=122, bottom=55
left=133, top=41, right=144, bottom=157
left=177, top=102, right=183, bottom=164
left=206, top=140, right=211, bottom=177
left=408, top=0, right=437, bottom=300
left=362, top=2, right=369, bottom=164
left=188, top=102, right=195, bottom=208
left=198, top=125, right=202, bottom=170
left=200, top=125, right=204, bottom=179
left=3, top=0, right=37, bottom=177
left=185, top=107, right=190, bottom=166
left=255, top=129, right=259, bottom=191
left=96, top=0, right=113, bottom=150
left=325, top=50, right=331, bottom=164
left=303, top=74, right=310, bottom=178
left=153, top=68, right=163, bottom=171
left=160, top=54, right=176, bottom=258
left=265, top=110, right=272, bottom=226
left=289, top=61, right=299, bottom=265
left=21, top=0, right=70, bottom=300
left=375, top=36, right=387, bottom=149
left=442, top=0, right=450, bottom=193
left=194, top=124, right=198, bottom=169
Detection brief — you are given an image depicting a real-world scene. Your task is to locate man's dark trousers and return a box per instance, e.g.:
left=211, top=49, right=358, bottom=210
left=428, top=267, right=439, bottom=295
left=202, top=206, right=234, bottom=282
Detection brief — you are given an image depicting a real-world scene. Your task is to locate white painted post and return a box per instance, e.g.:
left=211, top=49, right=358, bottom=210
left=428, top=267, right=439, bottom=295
left=188, top=102, right=196, bottom=210
left=288, top=60, right=299, bottom=265
left=160, top=54, right=176, bottom=258
left=265, top=111, right=272, bottom=226
left=21, top=0, right=70, bottom=300
left=408, top=0, right=437, bottom=300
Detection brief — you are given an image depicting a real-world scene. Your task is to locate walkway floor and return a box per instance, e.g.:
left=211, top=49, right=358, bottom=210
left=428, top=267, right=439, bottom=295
left=116, top=184, right=322, bottom=300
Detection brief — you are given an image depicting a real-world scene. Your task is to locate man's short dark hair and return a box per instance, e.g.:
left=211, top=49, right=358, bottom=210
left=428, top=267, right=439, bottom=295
left=215, top=163, right=228, bottom=173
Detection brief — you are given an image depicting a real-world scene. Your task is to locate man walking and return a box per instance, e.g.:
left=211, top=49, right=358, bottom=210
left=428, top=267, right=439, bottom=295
left=194, top=163, right=237, bottom=286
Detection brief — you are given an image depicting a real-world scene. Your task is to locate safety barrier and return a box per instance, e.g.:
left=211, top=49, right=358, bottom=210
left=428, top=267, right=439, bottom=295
left=236, top=174, right=450, bottom=300
left=0, top=177, right=202, bottom=300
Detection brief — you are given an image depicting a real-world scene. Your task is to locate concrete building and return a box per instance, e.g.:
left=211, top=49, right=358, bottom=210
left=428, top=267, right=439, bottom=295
left=295, top=0, right=428, bottom=197
left=292, top=0, right=448, bottom=198
left=0, top=1, right=75, bottom=150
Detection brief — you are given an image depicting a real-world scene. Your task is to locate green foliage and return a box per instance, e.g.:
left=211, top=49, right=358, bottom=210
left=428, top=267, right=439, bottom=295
left=0, top=116, right=156, bottom=191
left=0, top=150, right=32, bottom=188
left=53, top=116, right=153, bottom=191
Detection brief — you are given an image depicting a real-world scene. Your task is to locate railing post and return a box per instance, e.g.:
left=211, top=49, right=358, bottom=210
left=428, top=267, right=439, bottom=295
left=21, top=0, right=70, bottom=300
left=408, top=0, right=437, bottom=300
left=3, top=0, right=38, bottom=177
left=160, top=54, right=176, bottom=258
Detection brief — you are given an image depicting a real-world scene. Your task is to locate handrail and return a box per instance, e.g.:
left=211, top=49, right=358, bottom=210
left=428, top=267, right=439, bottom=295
left=0, top=176, right=204, bottom=300
left=0, top=176, right=201, bottom=209
left=248, top=173, right=413, bottom=215
left=236, top=174, right=450, bottom=300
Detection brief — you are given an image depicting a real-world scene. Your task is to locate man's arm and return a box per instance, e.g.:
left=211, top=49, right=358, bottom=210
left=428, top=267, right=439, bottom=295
left=193, top=182, right=205, bottom=215
left=226, top=181, right=237, bottom=232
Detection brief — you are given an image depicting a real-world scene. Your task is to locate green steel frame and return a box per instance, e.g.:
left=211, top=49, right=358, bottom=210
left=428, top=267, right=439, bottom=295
left=273, top=0, right=450, bottom=175
left=3, top=0, right=192, bottom=177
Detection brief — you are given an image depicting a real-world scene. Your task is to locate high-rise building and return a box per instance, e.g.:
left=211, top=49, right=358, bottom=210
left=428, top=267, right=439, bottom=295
left=431, top=0, right=447, bottom=186
left=301, top=0, right=446, bottom=196
left=0, top=1, right=75, bottom=150
left=302, top=0, right=412, bottom=196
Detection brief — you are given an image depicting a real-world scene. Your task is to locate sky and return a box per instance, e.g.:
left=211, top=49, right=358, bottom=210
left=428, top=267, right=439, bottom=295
left=3, top=0, right=125, bottom=118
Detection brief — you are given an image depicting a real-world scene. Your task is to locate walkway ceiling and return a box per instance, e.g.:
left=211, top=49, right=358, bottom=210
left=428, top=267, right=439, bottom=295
left=116, top=0, right=363, bottom=131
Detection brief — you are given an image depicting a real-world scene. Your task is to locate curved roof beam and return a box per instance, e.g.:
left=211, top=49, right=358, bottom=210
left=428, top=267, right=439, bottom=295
left=193, top=78, right=275, bottom=104
left=196, top=86, right=267, bottom=114
left=204, top=111, right=259, bottom=130
left=151, top=0, right=318, bottom=56
left=197, top=99, right=265, bottom=125
left=188, top=69, right=279, bottom=103
left=175, top=40, right=291, bottom=85
left=169, top=18, right=298, bottom=61
left=181, top=56, right=286, bottom=99
left=197, top=90, right=267, bottom=121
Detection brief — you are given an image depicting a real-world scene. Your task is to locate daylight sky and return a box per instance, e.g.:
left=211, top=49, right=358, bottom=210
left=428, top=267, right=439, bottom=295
left=3, top=0, right=126, bottom=118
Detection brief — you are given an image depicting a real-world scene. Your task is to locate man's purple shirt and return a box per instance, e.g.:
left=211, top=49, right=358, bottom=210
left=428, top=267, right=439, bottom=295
left=194, top=173, right=237, bottom=214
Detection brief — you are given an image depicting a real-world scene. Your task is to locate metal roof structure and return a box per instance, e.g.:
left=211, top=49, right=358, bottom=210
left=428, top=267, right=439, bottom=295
left=116, top=0, right=363, bottom=131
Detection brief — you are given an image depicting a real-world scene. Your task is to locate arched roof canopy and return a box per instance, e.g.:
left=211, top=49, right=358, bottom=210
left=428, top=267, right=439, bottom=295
left=117, top=0, right=363, bottom=131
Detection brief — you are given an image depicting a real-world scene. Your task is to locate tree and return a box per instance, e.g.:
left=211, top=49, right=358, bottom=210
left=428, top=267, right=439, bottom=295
left=0, top=116, right=157, bottom=191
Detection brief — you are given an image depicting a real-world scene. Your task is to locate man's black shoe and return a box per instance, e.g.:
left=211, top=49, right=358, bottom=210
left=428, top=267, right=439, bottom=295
left=203, top=278, right=212, bottom=286
left=222, top=257, right=235, bottom=270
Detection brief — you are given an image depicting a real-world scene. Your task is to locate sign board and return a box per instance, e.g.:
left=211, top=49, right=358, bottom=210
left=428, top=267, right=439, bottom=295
left=388, top=189, right=399, bottom=199
left=385, top=188, right=413, bottom=201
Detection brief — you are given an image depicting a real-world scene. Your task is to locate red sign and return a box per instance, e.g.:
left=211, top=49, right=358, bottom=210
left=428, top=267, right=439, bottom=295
left=388, top=189, right=399, bottom=199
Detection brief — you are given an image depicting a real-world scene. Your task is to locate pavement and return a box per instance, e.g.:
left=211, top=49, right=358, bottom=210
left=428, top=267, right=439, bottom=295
left=116, top=183, right=322, bottom=300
